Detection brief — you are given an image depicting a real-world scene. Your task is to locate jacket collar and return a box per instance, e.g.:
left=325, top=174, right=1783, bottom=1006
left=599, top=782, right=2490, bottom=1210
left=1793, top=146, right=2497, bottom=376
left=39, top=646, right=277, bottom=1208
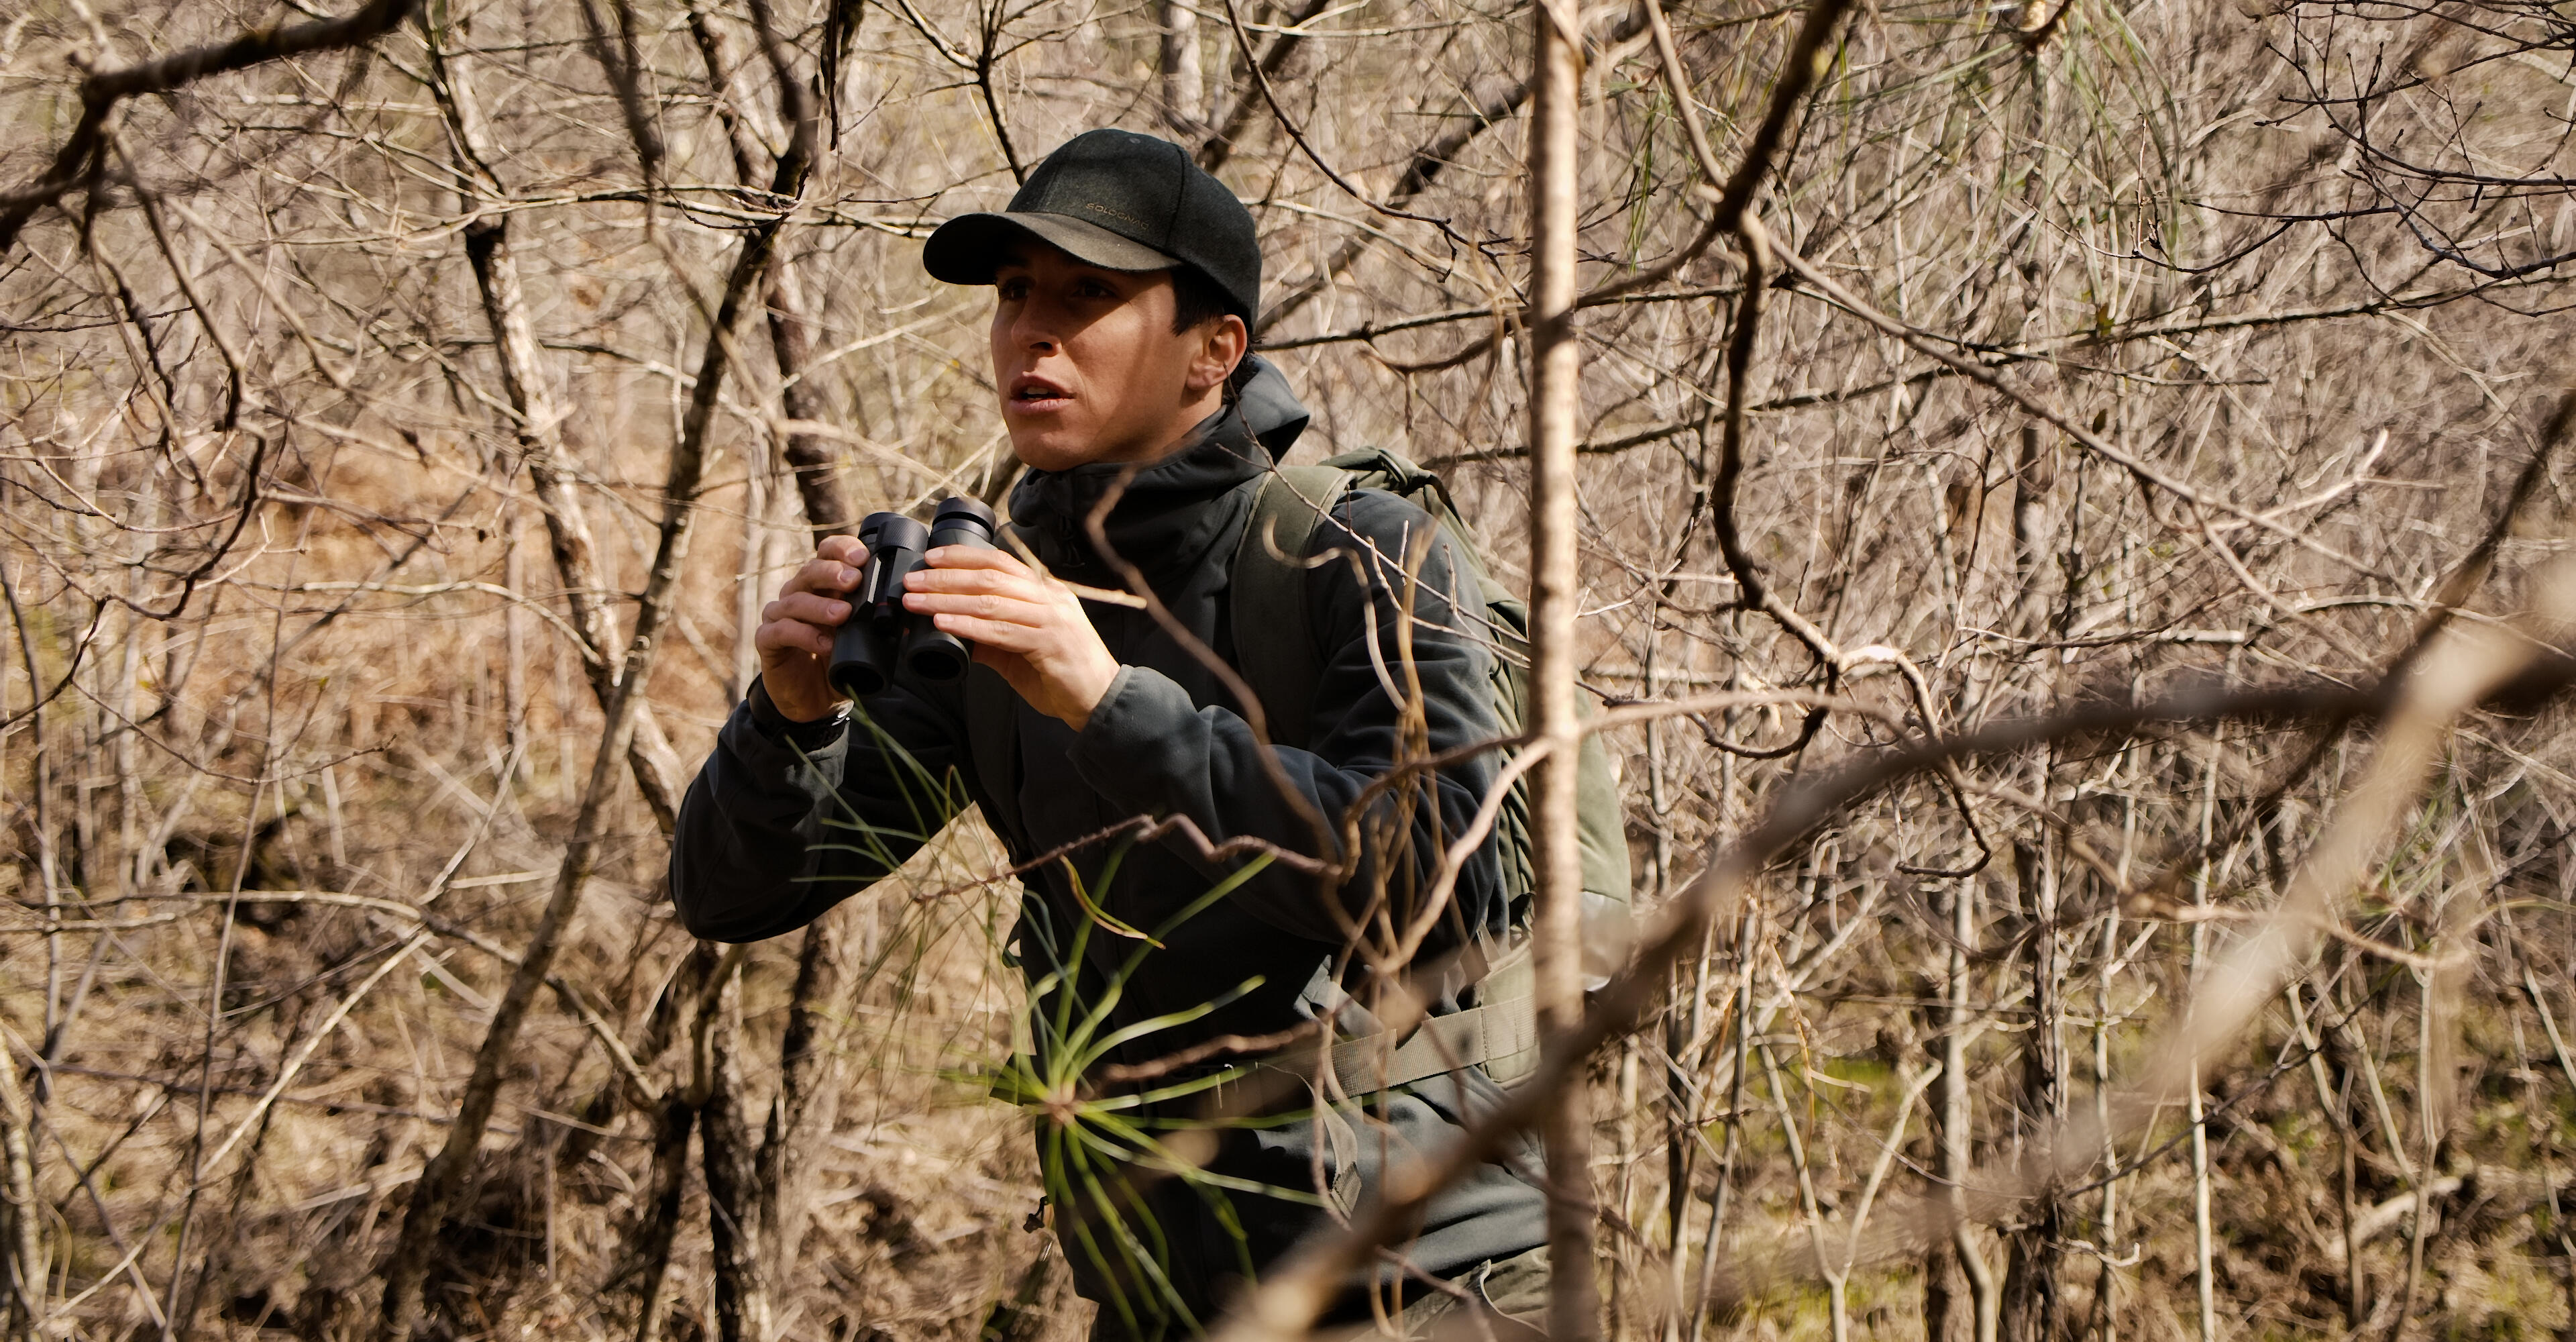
left=1007, top=405, right=1271, bottom=588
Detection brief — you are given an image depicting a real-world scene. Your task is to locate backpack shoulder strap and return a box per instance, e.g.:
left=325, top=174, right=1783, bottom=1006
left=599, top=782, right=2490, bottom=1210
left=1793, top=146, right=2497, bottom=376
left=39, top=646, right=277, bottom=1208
left=1229, top=466, right=1351, bottom=750
left=1320, top=448, right=1517, bottom=613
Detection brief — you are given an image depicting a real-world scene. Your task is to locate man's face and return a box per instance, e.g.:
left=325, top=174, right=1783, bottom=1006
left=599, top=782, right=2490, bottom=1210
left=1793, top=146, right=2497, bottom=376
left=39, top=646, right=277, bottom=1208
left=989, top=242, right=1236, bottom=472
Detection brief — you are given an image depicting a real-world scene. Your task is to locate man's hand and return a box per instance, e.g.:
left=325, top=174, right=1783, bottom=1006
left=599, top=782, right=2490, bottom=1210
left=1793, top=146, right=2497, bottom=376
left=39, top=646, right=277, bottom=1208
left=903, top=546, right=1121, bottom=731
left=755, top=535, right=867, bottom=724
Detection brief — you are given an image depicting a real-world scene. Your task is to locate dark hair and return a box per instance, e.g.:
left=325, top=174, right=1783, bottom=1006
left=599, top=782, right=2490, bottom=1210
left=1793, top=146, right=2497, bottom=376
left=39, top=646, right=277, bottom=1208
left=1169, top=264, right=1259, bottom=400
left=1169, top=263, right=1244, bottom=330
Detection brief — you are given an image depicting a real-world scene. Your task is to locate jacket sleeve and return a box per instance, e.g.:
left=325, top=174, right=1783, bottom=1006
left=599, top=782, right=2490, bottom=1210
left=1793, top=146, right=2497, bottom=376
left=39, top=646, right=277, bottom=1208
left=1065, top=488, right=1507, bottom=950
left=669, top=678, right=976, bottom=943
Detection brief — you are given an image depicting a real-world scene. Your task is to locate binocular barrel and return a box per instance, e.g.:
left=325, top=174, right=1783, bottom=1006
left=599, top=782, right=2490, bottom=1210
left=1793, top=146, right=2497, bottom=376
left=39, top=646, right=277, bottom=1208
left=825, top=497, right=1000, bottom=700
left=899, top=498, right=1002, bottom=682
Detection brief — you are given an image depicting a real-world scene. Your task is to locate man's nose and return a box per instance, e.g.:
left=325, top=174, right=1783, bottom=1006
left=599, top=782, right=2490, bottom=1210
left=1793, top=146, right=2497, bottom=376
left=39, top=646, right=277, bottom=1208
left=1010, top=301, right=1061, bottom=352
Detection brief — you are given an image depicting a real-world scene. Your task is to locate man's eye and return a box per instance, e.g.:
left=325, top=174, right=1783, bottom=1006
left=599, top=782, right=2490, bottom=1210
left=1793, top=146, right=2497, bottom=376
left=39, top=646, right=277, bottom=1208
left=1075, top=280, right=1114, bottom=299
left=998, top=279, right=1030, bottom=300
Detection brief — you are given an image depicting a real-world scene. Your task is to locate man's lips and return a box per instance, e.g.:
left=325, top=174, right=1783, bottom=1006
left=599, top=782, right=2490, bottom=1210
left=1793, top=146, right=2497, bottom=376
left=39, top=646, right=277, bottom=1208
left=1009, top=374, right=1071, bottom=405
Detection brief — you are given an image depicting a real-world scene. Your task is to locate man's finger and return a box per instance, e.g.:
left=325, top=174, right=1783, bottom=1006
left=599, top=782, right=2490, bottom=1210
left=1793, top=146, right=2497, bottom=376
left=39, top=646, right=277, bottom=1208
left=925, top=611, right=1046, bottom=650
left=924, top=544, right=1035, bottom=577
left=766, top=591, right=853, bottom=627
left=903, top=589, right=1051, bottom=625
left=908, top=552, right=1147, bottom=609
left=782, top=554, right=863, bottom=599
left=902, top=564, right=1051, bottom=603
left=756, top=617, right=835, bottom=658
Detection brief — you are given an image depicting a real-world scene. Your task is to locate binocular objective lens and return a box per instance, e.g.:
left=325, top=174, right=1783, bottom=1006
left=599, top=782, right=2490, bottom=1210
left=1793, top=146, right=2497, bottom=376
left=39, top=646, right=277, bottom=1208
left=905, top=640, right=972, bottom=682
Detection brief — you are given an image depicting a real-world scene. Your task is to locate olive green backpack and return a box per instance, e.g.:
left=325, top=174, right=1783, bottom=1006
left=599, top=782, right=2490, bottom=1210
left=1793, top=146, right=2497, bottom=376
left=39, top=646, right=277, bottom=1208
left=1224, top=448, right=1631, bottom=1086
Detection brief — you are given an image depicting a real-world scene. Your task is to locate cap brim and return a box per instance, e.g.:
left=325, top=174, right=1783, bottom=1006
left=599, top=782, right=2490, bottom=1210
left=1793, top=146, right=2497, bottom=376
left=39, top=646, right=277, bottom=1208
left=922, top=211, right=1181, bottom=284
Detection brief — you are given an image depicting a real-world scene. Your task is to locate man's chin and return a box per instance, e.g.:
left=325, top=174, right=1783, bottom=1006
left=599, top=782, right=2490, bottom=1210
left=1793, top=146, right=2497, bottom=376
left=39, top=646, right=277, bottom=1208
left=1010, top=421, right=1164, bottom=472
left=1007, top=430, right=1105, bottom=473
left=1006, top=413, right=1193, bottom=472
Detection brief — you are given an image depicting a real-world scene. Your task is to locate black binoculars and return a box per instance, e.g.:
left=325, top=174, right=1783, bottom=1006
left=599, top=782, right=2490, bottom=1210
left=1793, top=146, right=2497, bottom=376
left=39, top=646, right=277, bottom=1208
left=826, top=497, right=1001, bottom=700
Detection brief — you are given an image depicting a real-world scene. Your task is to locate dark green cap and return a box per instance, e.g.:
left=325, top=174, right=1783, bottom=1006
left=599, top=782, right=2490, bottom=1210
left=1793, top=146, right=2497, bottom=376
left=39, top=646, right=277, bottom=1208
left=924, top=129, right=1260, bottom=323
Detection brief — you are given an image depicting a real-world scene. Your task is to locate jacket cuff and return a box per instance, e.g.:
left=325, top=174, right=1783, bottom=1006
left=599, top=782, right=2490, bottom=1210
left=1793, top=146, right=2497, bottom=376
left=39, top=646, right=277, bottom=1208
left=1069, top=665, right=1189, bottom=804
left=746, top=678, right=849, bottom=752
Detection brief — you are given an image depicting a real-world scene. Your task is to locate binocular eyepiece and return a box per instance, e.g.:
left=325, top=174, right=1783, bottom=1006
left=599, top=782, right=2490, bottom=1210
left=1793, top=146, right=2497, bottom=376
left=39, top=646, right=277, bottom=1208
left=826, top=496, right=1001, bottom=700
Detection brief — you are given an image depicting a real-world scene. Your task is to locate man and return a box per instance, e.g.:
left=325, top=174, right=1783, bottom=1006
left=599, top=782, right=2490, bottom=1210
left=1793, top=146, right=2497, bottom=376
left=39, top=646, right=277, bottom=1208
left=671, top=129, right=1549, bottom=1339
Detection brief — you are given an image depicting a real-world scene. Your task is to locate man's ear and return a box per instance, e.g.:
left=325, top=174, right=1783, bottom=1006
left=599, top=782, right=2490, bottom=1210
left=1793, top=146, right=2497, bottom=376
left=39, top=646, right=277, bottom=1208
left=1185, top=314, right=1250, bottom=395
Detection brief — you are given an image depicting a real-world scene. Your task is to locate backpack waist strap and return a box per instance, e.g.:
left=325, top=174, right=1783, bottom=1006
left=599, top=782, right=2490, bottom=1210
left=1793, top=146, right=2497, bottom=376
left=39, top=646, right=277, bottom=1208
left=1250, top=982, right=1540, bottom=1094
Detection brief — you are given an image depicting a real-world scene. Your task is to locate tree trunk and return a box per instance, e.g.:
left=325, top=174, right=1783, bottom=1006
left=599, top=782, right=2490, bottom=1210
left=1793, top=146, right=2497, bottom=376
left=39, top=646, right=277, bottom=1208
left=1937, top=879, right=1998, bottom=1342
left=0, top=1041, right=43, bottom=1342
left=1527, top=1, right=1597, bottom=1336
left=441, top=31, right=688, bottom=834
left=1998, top=32, right=2063, bottom=1327
left=627, top=1094, right=699, bottom=1342
left=761, top=915, right=847, bottom=1286
left=1159, top=0, right=1203, bottom=131
left=704, top=973, right=775, bottom=1342
left=1922, top=986, right=1972, bottom=1342
left=381, top=21, right=761, bottom=1331
left=1999, top=843, right=2063, bottom=1342
left=763, top=257, right=855, bottom=540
